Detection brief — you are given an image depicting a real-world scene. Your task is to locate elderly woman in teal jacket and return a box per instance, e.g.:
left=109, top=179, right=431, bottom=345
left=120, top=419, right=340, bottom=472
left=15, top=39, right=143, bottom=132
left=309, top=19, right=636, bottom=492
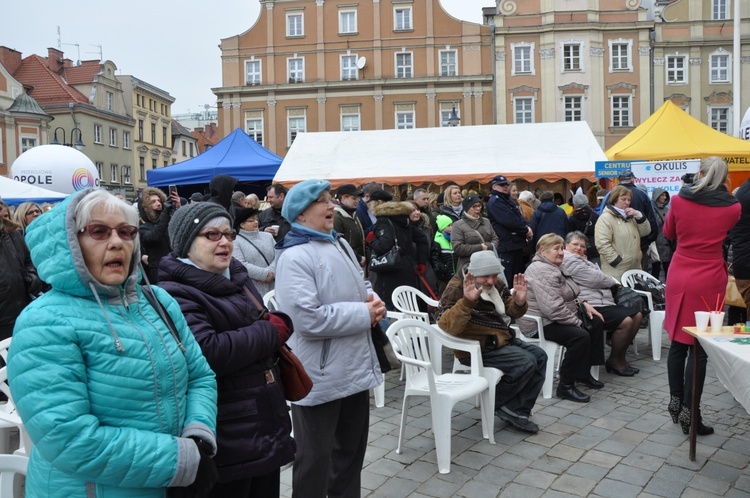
left=8, top=188, right=218, bottom=498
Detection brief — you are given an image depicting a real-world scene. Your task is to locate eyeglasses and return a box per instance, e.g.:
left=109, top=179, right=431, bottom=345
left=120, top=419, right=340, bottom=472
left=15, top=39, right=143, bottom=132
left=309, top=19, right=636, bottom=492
left=314, top=196, right=334, bottom=205
left=200, top=230, right=237, bottom=241
left=26, top=209, right=42, bottom=216
left=79, top=224, right=139, bottom=241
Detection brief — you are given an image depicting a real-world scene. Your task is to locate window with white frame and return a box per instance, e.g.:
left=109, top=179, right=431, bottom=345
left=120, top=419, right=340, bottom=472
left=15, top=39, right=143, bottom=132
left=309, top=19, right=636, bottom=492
left=611, top=95, right=632, bottom=127
left=123, top=166, right=132, bottom=184
left=439, top=50, right=457, bottom=77
left=712, top=0, right=728, bottom=20
left=106, top=91, right=113, bottom=111
left=287, top=12, right=304, bottom=37
left=710, top=50, right=731, bottom=83
left=341, top=106, right=361, bottom=131
left=666, top=55, right=687, bottom=84
left=20, top=137, right=36, bottom=153
left=564, top=96, right=583, bottom=122
left=511, top=43, right=534, bottom=75
left=287, top=110, right=306, bottom=146
left=94, top=124, right=102, bottom=144
left=609, top=39, right=632, bottom=72
left=394, top=6, right=412, bottom=30
left=152, top=158, right=157, bottom=169
left=109, top=128, right=117, bottom=147
left=395, top=104, right=415, bottom=129
left=189, top=143, right=194, bottom=157
left=139, top=158, right=145, bottom=179
left=439, top=103, right=460, bottom=127
left=514, top=97, right=534, bottom=124
left=111, top=164, right=119, bottom=183
left=562, top=43, right=583, bottom=72
left=339, top=10, right=357, bottom=34
left=245, top=59, right=262, bottom=85
left=123, top=131, right=131, bottom=149
left=341, top=54, right=358, bottom=80
left=710, top=106, right=729, bottom=133
left=246, top=116, right=264, bottom=146
left=288, top=57, right=304, bottom=83
left=395, top=52, right=413, bottom=78
left=96, top=162, right=104, bottom=180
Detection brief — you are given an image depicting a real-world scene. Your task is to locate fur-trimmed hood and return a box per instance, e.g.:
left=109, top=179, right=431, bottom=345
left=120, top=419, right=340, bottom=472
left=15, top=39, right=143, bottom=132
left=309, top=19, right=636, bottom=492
left=373, top=201, right=414, bottom=217
left=138, top=187, right=166, bottom=223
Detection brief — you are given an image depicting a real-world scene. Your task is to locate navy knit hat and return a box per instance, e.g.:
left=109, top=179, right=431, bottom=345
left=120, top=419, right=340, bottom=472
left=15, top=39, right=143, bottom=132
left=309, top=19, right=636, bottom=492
left=168, top=202, right=231, bottom=258
left=282, top=179, right=331, bottom=223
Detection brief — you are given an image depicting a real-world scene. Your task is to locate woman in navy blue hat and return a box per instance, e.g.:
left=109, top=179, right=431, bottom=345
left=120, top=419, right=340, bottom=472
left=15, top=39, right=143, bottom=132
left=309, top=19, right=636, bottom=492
left=275, top=179, right=386, bottom=498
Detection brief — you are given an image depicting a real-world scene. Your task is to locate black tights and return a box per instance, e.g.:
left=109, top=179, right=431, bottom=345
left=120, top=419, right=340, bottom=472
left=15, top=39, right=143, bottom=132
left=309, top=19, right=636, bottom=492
left=667, top=340, right=707, bottom=407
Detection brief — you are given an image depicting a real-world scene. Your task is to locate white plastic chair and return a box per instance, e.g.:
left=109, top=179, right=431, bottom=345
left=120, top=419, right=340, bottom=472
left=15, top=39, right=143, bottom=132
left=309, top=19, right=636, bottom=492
left=386, top=319, right=493, bottom=474
left=621, top=269, right=665, bottom=361
left=0, top=454, right=28, bottom=498
left=517, top=314, right=563, bottom=399
left=0, top=339, right=31, bottom=457
left=262, top=289, right=277, bottom=311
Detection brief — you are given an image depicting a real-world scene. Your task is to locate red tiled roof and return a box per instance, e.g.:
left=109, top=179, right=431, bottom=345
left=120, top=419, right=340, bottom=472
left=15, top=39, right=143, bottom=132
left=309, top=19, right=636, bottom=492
left=62, top=60, right=102, bottom=85
left=12, top=55, right=90, bottom=106
left=192, top=125, right=219, bottom=153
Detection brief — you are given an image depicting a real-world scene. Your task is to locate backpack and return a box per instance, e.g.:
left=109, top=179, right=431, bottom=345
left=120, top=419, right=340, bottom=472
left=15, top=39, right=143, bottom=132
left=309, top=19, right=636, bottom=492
left=632, top=274, right=666, bottom=310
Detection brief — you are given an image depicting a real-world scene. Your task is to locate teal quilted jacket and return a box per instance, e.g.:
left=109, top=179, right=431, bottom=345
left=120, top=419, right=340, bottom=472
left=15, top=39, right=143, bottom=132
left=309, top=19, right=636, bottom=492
left=8, top=189, right=217, bottom=498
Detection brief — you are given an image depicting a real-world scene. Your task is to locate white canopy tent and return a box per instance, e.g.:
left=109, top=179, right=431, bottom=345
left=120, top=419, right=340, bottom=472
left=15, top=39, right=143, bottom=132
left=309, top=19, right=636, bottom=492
left=274, top=122, right=606, bottom=188
left=0, top=175, right=68, bottom=206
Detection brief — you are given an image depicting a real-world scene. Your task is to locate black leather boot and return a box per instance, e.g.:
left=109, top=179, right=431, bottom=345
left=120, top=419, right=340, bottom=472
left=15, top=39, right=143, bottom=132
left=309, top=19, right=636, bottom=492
left=678, top=405, right=714, bottom=436
left=667, top=395, right=681, bottom=424
left=556, top=383, right=590, bottom=403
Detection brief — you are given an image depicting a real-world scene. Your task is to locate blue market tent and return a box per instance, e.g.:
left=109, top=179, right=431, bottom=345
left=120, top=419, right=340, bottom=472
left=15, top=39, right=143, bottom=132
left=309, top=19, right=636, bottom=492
left=146, top=128, right=282, bottom=186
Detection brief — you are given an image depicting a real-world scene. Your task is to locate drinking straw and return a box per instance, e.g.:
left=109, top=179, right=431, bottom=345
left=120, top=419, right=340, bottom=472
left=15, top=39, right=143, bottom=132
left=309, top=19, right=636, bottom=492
left=719, top=293, right=726, bottom=312
left=701, top=296, right=712, bottom=312
left=715, top=293, right=720, bottom=313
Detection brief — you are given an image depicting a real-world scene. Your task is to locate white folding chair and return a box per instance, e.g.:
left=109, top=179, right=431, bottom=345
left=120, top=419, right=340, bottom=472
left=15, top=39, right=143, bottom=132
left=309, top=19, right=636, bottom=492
left=621, top=269, right=665, bottom=361
left=0, top=339, right=31, bottom=458
left=517, top=315, right=563, bottom=399
left=0, top=454, right=28, bottom=498
left=386, top=319, right=493, bottom=474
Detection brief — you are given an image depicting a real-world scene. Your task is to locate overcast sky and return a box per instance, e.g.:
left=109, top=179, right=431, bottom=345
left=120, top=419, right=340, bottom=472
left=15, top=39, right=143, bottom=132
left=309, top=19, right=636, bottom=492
left=3, top=0, right=489, bottom=116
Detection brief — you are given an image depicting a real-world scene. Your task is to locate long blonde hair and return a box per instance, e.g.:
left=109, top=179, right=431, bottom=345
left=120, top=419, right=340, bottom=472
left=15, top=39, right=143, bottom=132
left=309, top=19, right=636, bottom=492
left=443, top=185, right=462, bottom=208
left=691, top=156, right=729, bottom=193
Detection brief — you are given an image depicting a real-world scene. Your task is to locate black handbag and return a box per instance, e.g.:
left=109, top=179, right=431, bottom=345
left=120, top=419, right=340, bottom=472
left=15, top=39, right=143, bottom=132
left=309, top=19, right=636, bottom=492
left=613, top=285, right=650, bottom=318
left=369, top=219, right=401, bottom=273
left=371, top=323, right=393, bottom=374
left=575, top=299, right=594, bottom=331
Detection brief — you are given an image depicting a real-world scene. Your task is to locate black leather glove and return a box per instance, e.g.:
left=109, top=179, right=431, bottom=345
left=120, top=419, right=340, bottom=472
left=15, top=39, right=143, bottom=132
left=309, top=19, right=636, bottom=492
left=168, top=437, right=219, bottom=498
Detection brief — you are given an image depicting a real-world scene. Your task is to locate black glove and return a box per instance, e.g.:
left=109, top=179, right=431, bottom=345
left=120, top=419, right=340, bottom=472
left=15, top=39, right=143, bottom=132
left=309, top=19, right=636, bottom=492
left=168, top=437, right=219, bottom=498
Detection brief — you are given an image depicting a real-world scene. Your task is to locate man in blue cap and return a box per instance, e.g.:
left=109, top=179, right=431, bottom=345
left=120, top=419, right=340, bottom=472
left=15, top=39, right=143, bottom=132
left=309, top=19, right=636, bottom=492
left=487, top=175, right=532, bottom=286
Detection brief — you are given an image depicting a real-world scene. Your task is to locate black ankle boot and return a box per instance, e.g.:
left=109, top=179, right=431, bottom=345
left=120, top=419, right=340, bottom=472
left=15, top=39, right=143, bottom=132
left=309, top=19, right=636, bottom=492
left=556, top=383, right=590, bottom=403
left=678, top=405, right=714, bottom=435
left=667, top=395, right=681, bottom=424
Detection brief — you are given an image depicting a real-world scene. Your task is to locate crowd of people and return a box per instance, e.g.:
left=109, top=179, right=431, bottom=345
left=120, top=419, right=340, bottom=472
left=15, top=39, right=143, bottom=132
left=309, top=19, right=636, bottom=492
left=2, top=155, right=747, bottom=496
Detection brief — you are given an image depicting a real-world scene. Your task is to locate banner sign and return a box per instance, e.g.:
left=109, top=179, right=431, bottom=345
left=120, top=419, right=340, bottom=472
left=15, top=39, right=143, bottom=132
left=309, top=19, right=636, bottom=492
left=630, top=160, right=700, bottom=195
left=595, top=161, right=633, bottom=178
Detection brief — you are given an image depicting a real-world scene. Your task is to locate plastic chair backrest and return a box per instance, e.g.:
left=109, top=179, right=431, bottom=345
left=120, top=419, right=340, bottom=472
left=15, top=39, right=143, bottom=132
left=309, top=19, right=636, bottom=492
left=262, top=290, right=278, bottom=311
left=621, top=269, right=661, bottom=310
left=392, top=286, right=438, bottom=323
left=0, top=454, right=28, bottom=498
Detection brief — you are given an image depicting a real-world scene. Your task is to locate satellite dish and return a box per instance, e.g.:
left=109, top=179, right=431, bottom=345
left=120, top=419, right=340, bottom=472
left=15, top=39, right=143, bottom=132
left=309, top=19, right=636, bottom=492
left=356, top=57, right=366, bottom=69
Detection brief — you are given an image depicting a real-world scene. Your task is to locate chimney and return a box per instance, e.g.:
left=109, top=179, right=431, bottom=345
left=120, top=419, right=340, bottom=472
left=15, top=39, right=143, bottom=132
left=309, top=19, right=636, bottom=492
left=47, top=47, right=64, bottom=73
left=0, top=46, right=23, bottom=75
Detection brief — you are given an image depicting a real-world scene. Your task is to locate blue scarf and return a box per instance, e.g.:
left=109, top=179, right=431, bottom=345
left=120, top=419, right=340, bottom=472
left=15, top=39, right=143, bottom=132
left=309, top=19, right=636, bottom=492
left=291, top=222, right=336, bottom=242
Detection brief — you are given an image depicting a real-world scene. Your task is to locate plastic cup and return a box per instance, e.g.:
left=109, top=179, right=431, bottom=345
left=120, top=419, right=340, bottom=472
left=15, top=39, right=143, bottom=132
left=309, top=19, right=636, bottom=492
left=694, top=311, right=710, bottom=332
left=710, top=311, right=725, bottom=333
left=270, top=225, right=280, bottom=235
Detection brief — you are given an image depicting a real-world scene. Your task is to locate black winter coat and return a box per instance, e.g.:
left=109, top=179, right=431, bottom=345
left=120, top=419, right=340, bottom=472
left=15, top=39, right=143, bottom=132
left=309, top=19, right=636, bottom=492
left=157, top=255, right=295, bottom=481
left=487, top=191, right=530, bottom=252
left=0, top=229, right=43, bottom=338
left=530, top=201, right=569, bottom=248
left=569, top=206, right=600, bottom=260
left=369, top=202, right=429, bottom=307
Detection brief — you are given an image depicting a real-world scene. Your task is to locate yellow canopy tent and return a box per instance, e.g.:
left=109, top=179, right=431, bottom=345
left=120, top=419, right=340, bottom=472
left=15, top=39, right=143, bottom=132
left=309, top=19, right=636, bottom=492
left=606, top=101, right=750, bottom=175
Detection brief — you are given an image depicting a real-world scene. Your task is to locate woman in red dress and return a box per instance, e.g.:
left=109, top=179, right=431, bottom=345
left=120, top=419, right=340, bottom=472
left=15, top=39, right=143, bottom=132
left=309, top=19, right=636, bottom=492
left=663, top=156, right=741, bottom=435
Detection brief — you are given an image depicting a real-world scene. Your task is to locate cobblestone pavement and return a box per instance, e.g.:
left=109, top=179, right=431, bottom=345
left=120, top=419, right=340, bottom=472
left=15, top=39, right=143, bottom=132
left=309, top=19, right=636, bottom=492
left=280, top=331, right=750, bottom=497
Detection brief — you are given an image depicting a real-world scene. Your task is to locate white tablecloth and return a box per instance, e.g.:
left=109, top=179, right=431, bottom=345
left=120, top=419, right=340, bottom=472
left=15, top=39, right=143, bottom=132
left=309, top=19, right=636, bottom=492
left=697, top=336, right=750, bottom=414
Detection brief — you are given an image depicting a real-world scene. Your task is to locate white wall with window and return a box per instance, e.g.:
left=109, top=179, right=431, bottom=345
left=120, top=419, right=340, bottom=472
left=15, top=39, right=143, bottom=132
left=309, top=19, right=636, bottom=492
left=610, top=95, right=632, bottom=127
left=109, top=128, right=117, bottom=147
left=394, top=6, right=412, bottom=30
left=709, top=106, right=730, bottom=134
left=712, top=0, right=728, bottom=20
left=94, top=124, right=102, bottom=144
left=123, top=166, right=132, bottom=184
left=286, top=12, right=304, bottom=37
left=339, top=9, right=357, bottom=34
left=246, top=111, right=264, bottom=145
left=287, top=109, right=306, bottom=146
left=511, top=42, right=535, bottom=76
left=96, top=162, right=104, bottom=180
left=513, top=97, right=534, bottom=124
left=608, top=39, right=633, bottom=72
left=245, top=58, right=262, bottom=85
left=561, top=42, right=584, bottom=72
left=110, top=164, right=119, bottom=183
left=341, top=54, right=358, bottom=80
left=106, top=91, right=113, bottom=112
left=341, top=106, right=361, bottom=131
left=709, top=48, right=732, bottom=83
left=395, top=103, right=415, bottom=129
left=439, top=102, right=460, bottom=127
left=139, top=158, right=145, bottom=179
left=123, top=131, right=131, bottom=149
left=666, top=54, right=687, bottom=84
left=564, top=96, right=583, bottom=121
left=20, top=137, right=36, bottom=153
left=288, top=56, right=305, bottom=83
left=439, top=49, right=457, bottom=76
left=395, top=51, right=413, bottom=78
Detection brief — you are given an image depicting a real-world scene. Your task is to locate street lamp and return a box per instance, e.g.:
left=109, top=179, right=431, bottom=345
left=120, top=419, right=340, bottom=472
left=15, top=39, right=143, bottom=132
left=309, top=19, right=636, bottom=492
left=51, top=127, right=85, bottom=150
left=447, top=106, right=460, bottom=127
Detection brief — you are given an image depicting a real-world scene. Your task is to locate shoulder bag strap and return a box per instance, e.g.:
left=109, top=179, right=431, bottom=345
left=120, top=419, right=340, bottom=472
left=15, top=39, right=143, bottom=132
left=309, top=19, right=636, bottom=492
left=140, top=283, right=186, bottom=354
left=238, top=233, right=271, bottom=266
left=384, top=218, right=399, bottom=249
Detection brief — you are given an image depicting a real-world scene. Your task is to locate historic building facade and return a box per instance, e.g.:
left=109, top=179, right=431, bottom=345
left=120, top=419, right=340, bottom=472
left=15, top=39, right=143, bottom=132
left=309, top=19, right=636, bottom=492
left=214, top=0, right=495, bottom=157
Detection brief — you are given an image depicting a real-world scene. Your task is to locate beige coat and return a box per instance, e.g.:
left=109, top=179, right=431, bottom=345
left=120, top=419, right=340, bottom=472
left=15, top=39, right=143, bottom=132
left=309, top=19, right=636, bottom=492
left=594, top=205, right=651, bottom=282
